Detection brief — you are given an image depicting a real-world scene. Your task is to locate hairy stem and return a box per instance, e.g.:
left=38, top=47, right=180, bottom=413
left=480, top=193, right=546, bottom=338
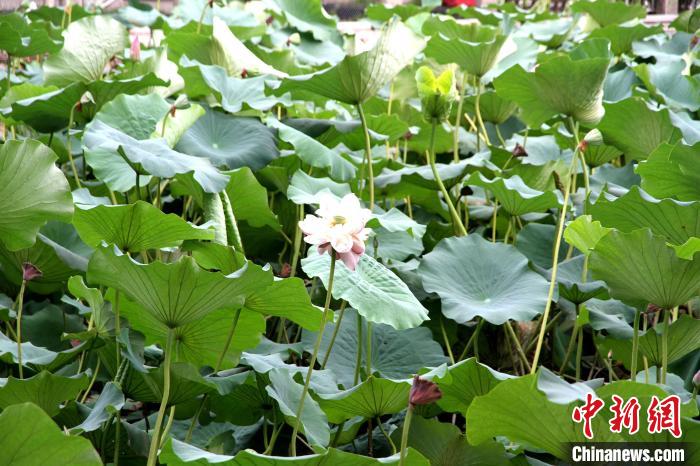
left=146, top=328, right=175, bottom=466
left=357, top=104, right=375, bottom=209
left=15, top=280, right=27, bottom=379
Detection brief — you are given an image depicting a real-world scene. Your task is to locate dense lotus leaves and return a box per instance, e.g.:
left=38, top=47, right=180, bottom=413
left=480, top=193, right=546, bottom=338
left=422, top=17, right=506, bottom=78
left=494, top=39, right=610, bottom=126
left=463, top=90, right=518, bottom=124
left=603, top=67, right=636, bottom=103
left=571, top=0, right=646, bottom=27
left=84, top=119, right=229, bottom=193
left=397, top=416, right=511, bottom=466
left=369, top=208, right=426, bottom=261
left=70, top=382, right=125, bottom=434
left=375, top=158, right=475, bottom=190
left=632, top=31, right=696, bottom=62
left=563, top=215, right=611, bottom=255
left=264, top=0, right=341, bottom=44
left=0, top=13, right=62, bottom=56
left=286, top=170, right=351, bottom=205
left=160, top=438, right=430, bottom=465
left=304, top=309, right=447, bottom=388
left=466, top=173, right=562, bottom=216
left=225, top=168, right=280, bottom=231
left=0, top=403, right=102, bottom=465
left=590, top=228, right=700, bottom=309
left=552, top=255, right=608, bottom=304
left=268, top=118, right=356, bottom=181
left=598, top=97, right=681, bottom=160
left=581, top=141, right=621, bottom=167
left=467, top=376, right=697, bottom=460
left=43, top=16, right=127, bottom=86
left=0, top=330, right=92, bottom=371
left=0, top=371, right=88, bottom=416
left=671, top=7, right=700, bottom=32
left=419, top=235, right=551, bottom=325
left=176, top=108, right=278, bottom=170
left=586, top=298, right=636, bottom=339
left=302, top=250, right=429, bottom=330
left=266, top=368, right=330, bottom=447
left=275, top=18, right=425, bottom=104
left=124, top=361, right=220, bottom=405
left=634, top=58, right=700, bottom=112
left=598, top=315, right=700, bottom=369
left=434, top=358, right=512, bottom=413
left=516, top=17, right=574, bottom=48
left=318, top=377, right=410, bottom=423
left=0, top=140, right=73, bottom=251
left=73, top=201, right=214, bottom=252
left=588, top=186, right=700, bottom=244
left=588, top=23, right=664, bottom=57
left=637, top=142, right=700, bottom=201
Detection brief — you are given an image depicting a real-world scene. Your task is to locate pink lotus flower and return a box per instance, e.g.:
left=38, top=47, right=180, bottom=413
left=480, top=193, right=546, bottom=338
left=21, top=262, right=42, bottom=282
left=130, top=36, right=141, bottom=62
left=299, top=193, right=372, bottom=271
left=693, top=370, right=700, bottom=388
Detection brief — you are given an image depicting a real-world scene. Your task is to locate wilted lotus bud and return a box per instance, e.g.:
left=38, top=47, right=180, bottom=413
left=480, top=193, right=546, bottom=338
left=579, top=129, right=603, bottom=152
left=409, top=375, right=442, bottom=407
left=461, top=185, right=474, bottom=197
left=22, top=262, right=42, bottom=282
left=169, top=95, right=189, bottom=116
left=130, top=36, right=141, bottom=62
left=241, top=68, right=248, bottom=78
left=646, top=303, right=663, bottom=314
left=692, top=35, right=699, bottom=48
left=287, top=33, right=301, bottom=46
left=693, top=370, right=700, bottom=387
left=512, top=143, right=527, bottom=158
left=415, top=66, right=457, bottom=122
left=265, top=15, right=274, bottom=25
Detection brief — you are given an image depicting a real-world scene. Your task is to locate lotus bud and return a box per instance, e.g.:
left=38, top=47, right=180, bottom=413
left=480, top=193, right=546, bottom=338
left=169, top=95, right=189, bottom=116
left=130, top=36, right=141, bottom=62
left=512, top=143, right=527, bottom=157
left=22, top=262, right=42, bottom=282
left=409, top=375, right=442, bottom=407
left=693, top=370, right=700, bottom=388
left=579, top=129, right=603, bottom=152
left=287, top=33, right=301, bottom=46
left=416, top=66, right=457, bottom=122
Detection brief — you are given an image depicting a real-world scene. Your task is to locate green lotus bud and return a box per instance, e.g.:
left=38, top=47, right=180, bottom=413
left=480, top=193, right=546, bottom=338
left=415, top=66, right=457, bottom=121
left=579, top=128, right=603, bottom=152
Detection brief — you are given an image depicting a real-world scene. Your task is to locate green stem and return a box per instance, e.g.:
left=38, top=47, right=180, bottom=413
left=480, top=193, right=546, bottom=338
left=473, top=76, right=490, bottom=151
left=114, top=290, right=121, bottom=377
left=15, top=280, right=26, bottom=379
left=505, top=322, right=531, bottom=373
left=220, top=191, right=245, bottom=255
left=398, top=406, right=414, bottom=466
left=458, top=318, right=484, bottom=361
left=146, top=328, right=175, bottom=466
left=630, top=309, right=641, bottom=379
left=196, top=2, right=209, bottom=35
left=290, top=254, right=336, bottom=455
left=661, top=308, right=670, bottom=384
left=529, top=138, right=581, bottom=374
left=215, top=308, right=242, bottom=372
left=365, top=321, right=373, bottom=378
left=439, top=316, right=455, bottom=364
left=559, top=319, right=579, bottom=374
left=67, top=104, right=82, bottom=188
left=354, top=312, right=363, bottom=385
left=575, top=326, right=583, bottom=381
left=290, top=204, right=304, bottom=277
left=321, top=301, right=346, bottom=369
left=452, top=73, right=468, bottom=162
left=428, top=119, right=467, bottom=236
left=113, top=417, right=121, bottom=466
left=357, top=104, right=375, bottom=209
left=377, top=417, right=397, bottom=454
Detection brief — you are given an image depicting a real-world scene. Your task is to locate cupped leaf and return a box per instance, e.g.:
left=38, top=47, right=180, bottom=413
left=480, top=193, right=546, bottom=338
left=462, top=90, right=518, bottom=124
left=225, top=167, right=280, bottom=231
left=637, top=142, right=700, bottom=201
left=302, top=250, right=429, bottom=330
left=264, top=0, right=341, bottom=44
left=435, top=358, right=512, bottom=414
left=73, top=201, right=214, bottom=252
left=0, top=140, right=73, bottom=251
left=589, top=228, right=700, bottom=309
left=494, top=40, right=610, bottom=126
left=70, top=382, right=125, bottom=434
left=634, top=58, right=700, bottom=112
left=0, top=13, right=62, bottom=56
left=44, top=15, right=127, bottom=86
left=0, top=403, right=102, bottom=465
left=589, top=23, right=663, bottom=56
left=571, top=0, right=646, bottom=27
left=419, top=235, right=551, bottom=325
left=275, top=18, right=425, bottom=104
left=0, top=371, right=88, bottom=416
left=563, top=215, right=611, bottom=256
left=318, top=376, right=410, bottom=423
left=466, top=172, right=562, bottom=216
left=287, top=170, right=351, bottom=205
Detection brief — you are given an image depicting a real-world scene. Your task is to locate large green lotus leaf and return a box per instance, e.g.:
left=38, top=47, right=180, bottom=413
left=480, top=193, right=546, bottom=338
left=160, top=437, right=429, bottom=465
left=87, top=245, right=253, bottom=328
left=175, top=109, right=278, bottom=171
left=0, top=371, right=88, bottom=416
left=517, top=223, right=569, bottom=269
left=516, top=17, right=574, bottom=48
left=563, top=215, right=611, bottom=256
left=275, top=18, right=425, bottom=104
left=73, top=201, right=214, bottom=252
left=589, top=186, right=700, bottom=244
left=634, top=58, right=700, bottom=112
left=637, top=142, right=700, bottom=201
left=467, top=376, right=695, bottom=460
left=0, top=331, right=91, bottom=372
left=124, top=362, right=219, bottom=405
left=70, top=381, right=124, bottom=434
left=265, top=367, right=330, bottom=448
left=462, top=90, right=518, bottom=124
left=589, top=228, right=700, bottom=309
left=287, top=170, right=351, bottom=205
left=0, top=403, right=101, bottom=465
left=302, top=250, right=429, bottom=330
left=597, top=97, right=681, bottom=160
left=84, top=119, right=229, bottom=193
left=396, top=416, right=510, bottom=466
left=603, top=67, right=636, bottom=102
left=318, top=377, right=410, bottom=423
left=420, top=235, right=551, bottom=325
left=0, top=140, right=72, bottom=251
left=597, top=315, right=700, bottom=369
left=314, top=114, right=409, bottom=151
left=554, top=255, right=609, bottom=304
left=303, top=309, right=447, bottom=388
left=265, top=0, right=341, bottom=44
left=375, top=158, right=474, bottom=191
left=494, top=41, right=610, bottom=126
left=671, top=8, right=700, bottom=32
left=225, top=167, right=280, bottom=231
left=589, top=23, right=663, bottom=56
left=120, top=296, right=265, bottom=370
left=366, top=3, right=429, bottom=21
left=152, top=103, right=206, bottom=149
left=268, top=118, right=356, bottom=182
left=466, top=173, right=561, bottom=216
left=89, top=93, right=170, bottom=140
left=582, top=142, right=621, bottom=167
left=435, top=358, right=512, bottom=414
left=0, top=13, right=62, bottom=56
left=422, top=17, right=506, bottom=77
left=571, top=0, right=646, bottom=27
left=43, top=15, right=127, bottom=86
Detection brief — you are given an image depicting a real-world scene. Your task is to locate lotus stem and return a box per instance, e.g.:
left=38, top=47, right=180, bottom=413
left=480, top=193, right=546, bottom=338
left=220, top=190, right=245, bottom=255
left=377, top=417, right=397, bottom=454
left=146, top=328, right=175, bottom=466
left=15, top=279, right=27, bottom=379
left=453, top=73, right=468, bottom=162
left=290, top=204, right=304, bottom=277
left=661, top=308, right=670, bottom=384
left=529, top=137, right=581, bottom=373
left=505, top=322, right=531, bottom=372
left=357, top=104, right=375, bottom=209
left=398, top=405, right=414, bottom=466
left=215, top=308, right=242, bottom=371
left=630, top=309, right=641, bottom=379
left=67, top=104, right=82, bottom=189
left=428, top=119, right=467, bottom=236
left=321, top=300, right=346, bottom=369
left=439, top=316, right=455, bottom=364
left=458, top=317, right=484, bottom=361
left=354, top=311, right=363, bottom=385
left=290, top=253, right=336, bottom=455
left=196, top=1, right=209, bottom=34
left=473, top=76, right=490, bottom=151
left=114, top=290, right=121, bottom=375
left=575, top=326, right=583, bottom=380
